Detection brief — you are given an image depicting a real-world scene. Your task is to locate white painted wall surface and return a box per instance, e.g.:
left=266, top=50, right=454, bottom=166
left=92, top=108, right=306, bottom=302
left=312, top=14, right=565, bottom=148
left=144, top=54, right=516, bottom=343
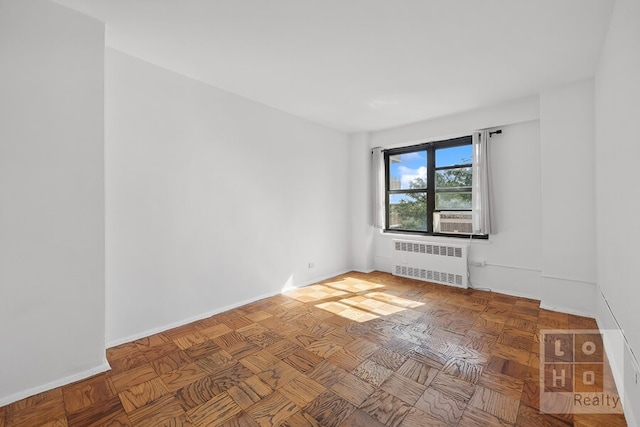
left=105, top=49, right=350, bottom=345
left=469, top=120, right=542, bottom=298
left=349, top=132, right=375, bottom=273
left=0, top=0, right=106, bottom=405
left=539, top=80, right=597, bottom=316
left=364, top=98, right=544, bottom=299
left=595, top=0, right=640, bottom=422
left=370, top=96, right=540, bottom=149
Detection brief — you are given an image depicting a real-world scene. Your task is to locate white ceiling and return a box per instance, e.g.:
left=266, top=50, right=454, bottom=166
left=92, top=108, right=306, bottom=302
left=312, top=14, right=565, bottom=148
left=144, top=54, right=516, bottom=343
left=53, top=0, right=614, bottom=133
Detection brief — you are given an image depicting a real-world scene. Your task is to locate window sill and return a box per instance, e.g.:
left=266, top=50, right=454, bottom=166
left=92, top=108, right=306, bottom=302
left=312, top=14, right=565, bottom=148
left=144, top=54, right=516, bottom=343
left=382, top=229, right=489, bottom=240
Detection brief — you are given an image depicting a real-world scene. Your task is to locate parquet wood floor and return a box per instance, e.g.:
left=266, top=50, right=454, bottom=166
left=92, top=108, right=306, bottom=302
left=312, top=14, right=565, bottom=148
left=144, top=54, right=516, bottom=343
left=1, top=272, right=628, bottom=426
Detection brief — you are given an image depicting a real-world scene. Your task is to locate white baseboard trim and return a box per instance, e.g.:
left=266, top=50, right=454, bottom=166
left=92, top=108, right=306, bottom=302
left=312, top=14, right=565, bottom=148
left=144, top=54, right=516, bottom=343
left=466, top=264, right=542, bottom=302
left=482, top=286, right=540, bottom=302
left=539, top=302, right=594, bottom=318
left=349, top=268, right=376, bottom=274
left=0, top=361, right=111, bottom=407
left=540, top=276, right=596, bottom=318
left=280, top=269, right=352, bottom=292
left=107, top=269, right=352, bottom=348
left=595, top=287, right=640, bottom=427
left=106, top=290, right=285, bottom=347
left=386, top=260, right=598, bottom=319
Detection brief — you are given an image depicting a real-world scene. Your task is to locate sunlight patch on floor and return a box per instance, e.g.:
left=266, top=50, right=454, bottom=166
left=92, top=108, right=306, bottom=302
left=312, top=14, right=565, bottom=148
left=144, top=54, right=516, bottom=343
left=283, top=276, right=425, bottom=323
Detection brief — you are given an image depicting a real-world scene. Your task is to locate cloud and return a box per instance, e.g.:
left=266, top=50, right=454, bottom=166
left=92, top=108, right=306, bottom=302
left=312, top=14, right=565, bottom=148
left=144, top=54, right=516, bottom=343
left=398, top=165, right=427, bottom=187
left=400, top=152, right=424, bottom=162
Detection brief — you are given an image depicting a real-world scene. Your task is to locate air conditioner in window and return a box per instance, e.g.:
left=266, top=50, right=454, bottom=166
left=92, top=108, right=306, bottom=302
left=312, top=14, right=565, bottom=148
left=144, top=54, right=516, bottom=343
left=434, top=211, right=473, bottom=234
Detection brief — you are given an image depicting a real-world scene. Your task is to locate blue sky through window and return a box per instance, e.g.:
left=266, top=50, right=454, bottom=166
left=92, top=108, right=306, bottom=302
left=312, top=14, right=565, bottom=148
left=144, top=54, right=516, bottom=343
left=436, top=145, right=472, bottom=168
left=390, top=145, right=472, bottom=192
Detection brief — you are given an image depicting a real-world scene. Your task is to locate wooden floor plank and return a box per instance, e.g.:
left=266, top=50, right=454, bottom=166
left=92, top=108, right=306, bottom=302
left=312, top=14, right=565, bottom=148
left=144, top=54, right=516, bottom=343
left=277, top=376, right=325, bottom=408
left=0, top=272, right=627, bottom=427
left=61, top=373, right=117, bottom=415
left=194, top=350, right=236, bottom=375
left=186, top=393, right=241, bottom=427
left=400, top=407, right=452, bottom=427
left=149, top=350, right=192, bottom=376
left=302, top=391, right=355, bottom=427
left=117, top=377, right=170, bottom=413
left=226, top=376, right=273, bottom=410
left=217, top=412, right=260, bottom=427
left=469, top=386, right=521, bottom=424
left=175, top=375, right=230, bottom=410
left=159, top=362, right=208, bottom=393
left=245, top=391, right=299, bottom=427
left=458, top=405, right=515, bottom=427
left=338, top=408, right=386, bottom=427
left=329, top=372, right=375, bottom=407
left=414, top=386, right=466, bottom=425
left=111, top=364, right=159, bottom=392
left=255, top=361, right=300, bottom=390
left=5, top=394, right=66, bottom=427
left=65, top=395, right=129, bottom=427
left=380, top=372, right=427, bottom=405
left=351, top=358, right=394, bottom=387
left=359, top=389, right=412, bottom=427
left=429, top=371, right=476, bottom=402
left=516, top=403, right=572, bottom=427
left=108, top=350, right=149, bottom=375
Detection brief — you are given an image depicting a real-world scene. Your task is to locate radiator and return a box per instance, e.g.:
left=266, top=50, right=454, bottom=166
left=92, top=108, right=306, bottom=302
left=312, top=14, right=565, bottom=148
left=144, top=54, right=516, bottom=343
left=391, top=239, right=469, bottom=288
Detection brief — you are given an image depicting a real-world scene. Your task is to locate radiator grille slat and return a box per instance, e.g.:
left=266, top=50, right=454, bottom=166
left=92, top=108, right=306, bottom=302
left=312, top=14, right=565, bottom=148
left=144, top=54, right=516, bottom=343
left=394, top=241, right=464, bottom=258
left=395, top=265, right=463, bottom=285
left=392, top=239, right=468, bottom=288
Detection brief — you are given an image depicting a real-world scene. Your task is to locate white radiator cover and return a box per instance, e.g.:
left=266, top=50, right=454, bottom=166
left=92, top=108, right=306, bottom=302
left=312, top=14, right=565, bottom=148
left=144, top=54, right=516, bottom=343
left=392, top=239, right=469, bottom=288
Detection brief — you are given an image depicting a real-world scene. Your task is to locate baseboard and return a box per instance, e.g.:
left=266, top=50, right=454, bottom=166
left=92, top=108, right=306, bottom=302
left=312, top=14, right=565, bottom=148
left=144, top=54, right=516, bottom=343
left=538, top=302, right=594, bottom=318
left=595, top=287, right=640, bottom=427
left=468, top=264, right=542, bottom=302
left=484, top=286, right=540, bottom=302
left=1, top=270, right=353, bottom=407
left=381, top=259, right=599, bottom=319
left=374, top=255, right=392, bottom=274
left=280, top=269, right=352, bottom=292
left=0, top=361, right=111, bottom=407
left=348, top=268, right=376, bottom=274
left=539, top=275, right=596, bottom=318
left=107, top=269, right=352, bottom=348
left=106, top=289, right=285, bottom=348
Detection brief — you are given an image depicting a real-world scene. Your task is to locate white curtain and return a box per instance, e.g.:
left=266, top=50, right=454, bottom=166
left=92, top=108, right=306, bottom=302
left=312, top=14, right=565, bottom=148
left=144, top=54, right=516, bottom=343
left=371, top=147, right=385, bottom=229
left=471, top=130, right=493, bottom=235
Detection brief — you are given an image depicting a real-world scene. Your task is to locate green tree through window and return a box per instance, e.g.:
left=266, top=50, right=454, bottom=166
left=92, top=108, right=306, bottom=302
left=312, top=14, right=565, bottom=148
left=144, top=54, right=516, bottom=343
left=386, top=137, right=472, bottom=234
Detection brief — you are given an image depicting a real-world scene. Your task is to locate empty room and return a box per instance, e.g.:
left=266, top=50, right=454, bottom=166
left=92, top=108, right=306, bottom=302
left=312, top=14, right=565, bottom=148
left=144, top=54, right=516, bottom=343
left=1, top=0, right=639, bottom=426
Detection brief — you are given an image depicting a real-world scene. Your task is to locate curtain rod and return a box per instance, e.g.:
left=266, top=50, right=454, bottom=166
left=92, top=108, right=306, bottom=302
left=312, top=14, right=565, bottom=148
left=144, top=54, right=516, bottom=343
left=373, top=131, right=501, bottom=154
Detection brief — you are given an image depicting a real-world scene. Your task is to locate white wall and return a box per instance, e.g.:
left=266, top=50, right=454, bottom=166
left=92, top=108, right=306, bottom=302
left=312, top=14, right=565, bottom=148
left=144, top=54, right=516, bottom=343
left=370, top=96, right=540, bottom=150
left=357, top=84, right=606, bottom=317
left=361, top=97, right=545, bottom=299
left=0, top=0, right=106, bottom=405
left=470, top=120, right=542, bottom=298
left=595, top=0, right=640, bottom=422
left=1, top=2, right=635, bottom=420
left=106, top=49, right=350, bottom=345
left=539, top=80, right=597, bottom=315
left=349, top=132, right=375, bottom=273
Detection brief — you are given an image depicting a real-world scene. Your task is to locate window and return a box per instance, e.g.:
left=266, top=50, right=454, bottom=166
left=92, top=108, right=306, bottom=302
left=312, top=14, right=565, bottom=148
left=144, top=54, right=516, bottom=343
left=385, top=135, right=477, bottom=236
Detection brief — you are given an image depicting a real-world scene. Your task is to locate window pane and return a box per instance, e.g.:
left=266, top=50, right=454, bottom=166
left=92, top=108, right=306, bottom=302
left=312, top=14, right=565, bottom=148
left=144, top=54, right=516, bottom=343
left=435, top=192, right=472, bottom=210
left=436, top=167, right=472, bottom=188
left=436, top=145, right=472, bottom=168
left=389, top=193, right=427, bottom=231
left=389, top=151, right=427, bottom=190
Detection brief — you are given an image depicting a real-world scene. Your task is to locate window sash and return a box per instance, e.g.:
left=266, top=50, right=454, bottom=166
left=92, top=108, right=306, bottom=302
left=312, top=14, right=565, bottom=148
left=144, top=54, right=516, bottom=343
left=384, top=136, right=472, bottom=234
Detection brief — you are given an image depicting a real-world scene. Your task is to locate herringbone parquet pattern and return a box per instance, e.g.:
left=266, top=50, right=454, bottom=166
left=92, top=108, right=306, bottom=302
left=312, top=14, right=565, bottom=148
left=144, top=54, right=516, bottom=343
left=0, top=272, right=628, bottom=426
